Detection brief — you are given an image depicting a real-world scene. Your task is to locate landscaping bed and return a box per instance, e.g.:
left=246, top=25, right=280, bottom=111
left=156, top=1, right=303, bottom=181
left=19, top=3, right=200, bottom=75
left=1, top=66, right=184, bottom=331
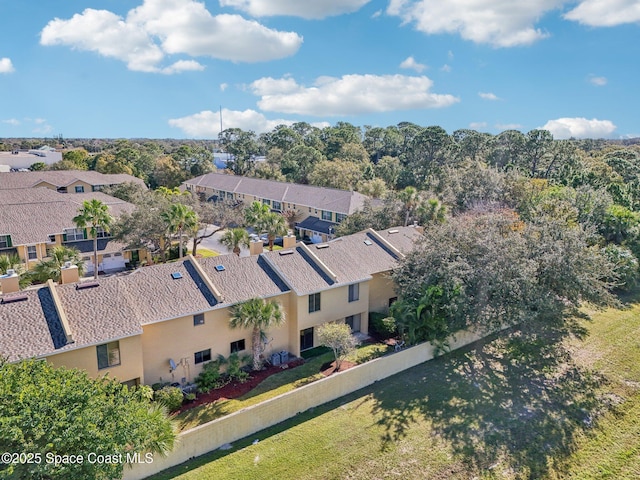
left=178, top=358, right=305, bottom=413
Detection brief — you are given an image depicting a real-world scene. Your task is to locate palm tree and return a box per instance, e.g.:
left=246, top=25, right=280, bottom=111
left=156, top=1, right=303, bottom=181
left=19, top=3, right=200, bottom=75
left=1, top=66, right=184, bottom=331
left=31, top=246, right=84, bottom=284
left=73, top=199, right=114, bottom=280
left=161, top=203, right=198, bottom=259
left=244, top=201, right=271, bottom=230
left=398, top=186, right=419, bottom=227
left=229, top=298, right=285, bottom=371
left=219, top=228, right=250, bottom=256
left=261, top=212, right=288, bottom=251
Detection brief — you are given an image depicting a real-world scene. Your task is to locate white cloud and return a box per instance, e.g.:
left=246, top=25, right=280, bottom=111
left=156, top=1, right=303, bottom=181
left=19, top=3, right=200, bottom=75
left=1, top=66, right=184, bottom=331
left=440, top=64, right=451, bottom=72
left=2, top=118, right=20, bottom=126
left=469, top=122, right=488, bottom=129
left=219, top=0, right=370, bottom=19
left=400, top=56, right=427, bottom=73
left=169, top=108, right=323, bottom=136
left=40, top=1, right=302, bottom=73
left=542, top=117, right=617, bottom=139
left=0, top=57, right=15, bottom=73
left=588, top=75, right=607, bottom=86
left=479, top=92, right=500, bottom=101
left=495, top=123, right=523, bottom=131
left=220, top=83, right=229, bottom=92
left=564, top=0, right=640, bottom=26
left=387, top=0, right=564, bottom=47
left=251, top=74, right=459, bottom=116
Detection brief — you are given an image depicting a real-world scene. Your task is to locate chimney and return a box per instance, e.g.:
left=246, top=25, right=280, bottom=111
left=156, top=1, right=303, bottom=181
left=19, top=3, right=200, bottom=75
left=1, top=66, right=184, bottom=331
left=282, top=233, right=296, bottom=249
left=0, top=269, right=20, bottom=294
left=60, top=262, right=80, bottom=284
left=249, top=239, right=263, bottom=256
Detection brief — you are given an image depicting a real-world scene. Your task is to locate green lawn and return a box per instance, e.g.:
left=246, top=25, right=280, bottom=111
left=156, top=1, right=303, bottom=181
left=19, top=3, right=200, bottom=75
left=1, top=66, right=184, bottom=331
left=153, top=297, right=640, bottom=480
left=195, top=248, right=219, bottom=258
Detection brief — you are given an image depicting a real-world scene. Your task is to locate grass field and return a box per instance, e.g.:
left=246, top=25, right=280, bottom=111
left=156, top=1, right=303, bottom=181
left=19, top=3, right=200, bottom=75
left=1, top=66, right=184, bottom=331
left=152, top=297, right=640, bottom=480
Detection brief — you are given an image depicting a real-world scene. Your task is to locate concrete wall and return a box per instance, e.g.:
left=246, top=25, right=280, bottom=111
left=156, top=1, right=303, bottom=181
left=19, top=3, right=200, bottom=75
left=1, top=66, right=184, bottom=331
left=123, top=327, right=491, bottom=480
left=46, top=335, right=144, bottom=384
left=368, top=272, right=396, bottom=314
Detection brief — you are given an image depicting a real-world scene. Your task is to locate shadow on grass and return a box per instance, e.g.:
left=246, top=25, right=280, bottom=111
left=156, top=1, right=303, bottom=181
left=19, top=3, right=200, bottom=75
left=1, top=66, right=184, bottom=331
left=371, top=319, right=608, bottom=478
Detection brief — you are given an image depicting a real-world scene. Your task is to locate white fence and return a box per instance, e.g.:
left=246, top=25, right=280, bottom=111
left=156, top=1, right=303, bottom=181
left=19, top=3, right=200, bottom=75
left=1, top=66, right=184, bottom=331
left=124, top=328, right=490, bottom=479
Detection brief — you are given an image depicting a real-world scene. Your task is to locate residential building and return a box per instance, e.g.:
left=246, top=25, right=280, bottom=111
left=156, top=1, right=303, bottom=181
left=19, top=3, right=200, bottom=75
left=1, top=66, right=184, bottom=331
left=181, top=173, right=369, bottom=242
left=0, top=187, right=147, bottom=274
left=0, top=170, right=145, bottom=193
left=0, top=226, right=423, bottom=387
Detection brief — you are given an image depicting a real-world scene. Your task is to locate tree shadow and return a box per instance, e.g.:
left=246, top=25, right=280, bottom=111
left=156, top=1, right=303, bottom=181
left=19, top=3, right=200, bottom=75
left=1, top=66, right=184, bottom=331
left=371, top=320, right=610, bottom=478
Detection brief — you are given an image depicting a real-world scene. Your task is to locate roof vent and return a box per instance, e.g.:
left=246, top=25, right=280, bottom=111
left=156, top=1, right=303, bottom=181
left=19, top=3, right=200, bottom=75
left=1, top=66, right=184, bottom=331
left=171, top=272, right=183, bottom=279
left=315, top=244, right=329, bottom=249
left=76, top=281, right=99, bottom=290
left=1, top=294, right=28, bottom=304
left=388, top=229, right=399, bottom=234
left=278, top=250, right=294, bottom=256
left=215, top=265, right=225, bottom=272
left=364, top=239, right=373, bottom=246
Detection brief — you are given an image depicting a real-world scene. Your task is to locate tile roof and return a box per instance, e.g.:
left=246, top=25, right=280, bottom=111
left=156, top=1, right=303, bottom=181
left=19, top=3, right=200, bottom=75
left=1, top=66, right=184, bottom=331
left=183, top=173, right=369, bottom=214
left=0, top=170, right=145, bottom=190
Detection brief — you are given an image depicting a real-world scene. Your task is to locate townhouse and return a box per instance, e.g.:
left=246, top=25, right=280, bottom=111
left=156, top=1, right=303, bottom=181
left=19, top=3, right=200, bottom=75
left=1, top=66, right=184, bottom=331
left=0, top=169, right=145, bottom=193
left=181, top=173, right=370, bottom=242
left=0, top=187, right=147, bottom=274
left=0, top=226, right=422, bottom=387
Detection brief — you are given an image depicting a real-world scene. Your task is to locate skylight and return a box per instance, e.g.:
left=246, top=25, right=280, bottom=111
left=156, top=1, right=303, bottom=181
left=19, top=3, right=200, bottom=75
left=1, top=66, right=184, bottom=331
left=316, top=244, right=329, bottom=249
left=388, top=229, right=399, bottom=234
left=171, top=272, right=183, bottom=280
left=278, top=250, right=294, bottom=256
left=215, top=265, right=225, bottom=272
left=76, top=281, right=99, bottom=290
left=364, top=239, right=373, bottom=246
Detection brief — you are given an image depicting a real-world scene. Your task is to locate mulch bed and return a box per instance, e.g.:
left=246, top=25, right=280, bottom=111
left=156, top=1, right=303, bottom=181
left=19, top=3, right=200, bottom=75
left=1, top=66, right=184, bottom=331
left=178, top=358, right=305, bottom=413
left=320, top=360, right=357, bottom=376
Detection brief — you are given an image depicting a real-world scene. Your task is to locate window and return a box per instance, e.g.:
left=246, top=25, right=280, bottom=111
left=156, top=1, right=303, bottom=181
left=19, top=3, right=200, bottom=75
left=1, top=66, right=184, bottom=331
left=272, top=201, right=282, bottom=211
left=346, top=314, right=362, bottom=332
left=262, top=198, right=271, bottom=206
left=97, top=341, right=121, bottom=369
left=75, top=185, right=85, bottom=193
left=230, top=339, right=246, bottom=353
left=336, top=213, right=347, bottom=223
left=226, top=192, right=234, bottom=200
left=308, top=292, right=321, bottom=313
left=92, top=185, right=104, bottom=192
left=47, top=234, right=56, bottom=244
left=95, top=227, right=109, bottom=238
left=64, top=228, right=85, bottom=242
left=321, top=210, right=332, bottom=221
left=300, top=327, right=314, bottom=351
left=194, top=349, right=212, bottom=364
left=193, top=313, right=205, bottom=326
left=0, top=235, right=11, bottom=249
left=27, top=245, right=37, bottom=260
left=348, top=283, right=360, bottom=302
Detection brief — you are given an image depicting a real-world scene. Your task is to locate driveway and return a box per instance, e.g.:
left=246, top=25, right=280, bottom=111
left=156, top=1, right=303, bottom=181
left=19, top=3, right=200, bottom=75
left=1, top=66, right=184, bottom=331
left=190, top=225, right=251, bottom=257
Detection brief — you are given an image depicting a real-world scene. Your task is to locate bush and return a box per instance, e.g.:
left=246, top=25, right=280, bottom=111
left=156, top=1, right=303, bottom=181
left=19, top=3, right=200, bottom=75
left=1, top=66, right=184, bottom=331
left=369, top=312, right=397, bottom=339
left=153, top=386, right=184, bottom=412
left=194, top=359, right=223, bottom=393
left=227, top=353, right=249, bottom=383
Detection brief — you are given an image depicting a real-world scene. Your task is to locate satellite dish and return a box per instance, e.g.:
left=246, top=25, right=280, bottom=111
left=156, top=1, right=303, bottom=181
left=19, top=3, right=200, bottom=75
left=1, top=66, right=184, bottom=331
left=169, top=359, right=177, bottom=371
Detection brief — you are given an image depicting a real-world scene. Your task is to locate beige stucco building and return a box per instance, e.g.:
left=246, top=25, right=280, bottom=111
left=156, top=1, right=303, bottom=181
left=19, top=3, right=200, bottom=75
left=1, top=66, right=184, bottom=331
left=0, top=226, right=422, bottom=387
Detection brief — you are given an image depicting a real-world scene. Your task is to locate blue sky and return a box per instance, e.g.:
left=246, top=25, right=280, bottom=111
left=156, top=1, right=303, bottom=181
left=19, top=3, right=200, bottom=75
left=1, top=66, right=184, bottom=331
left=1, top=0, right=638, bottom=140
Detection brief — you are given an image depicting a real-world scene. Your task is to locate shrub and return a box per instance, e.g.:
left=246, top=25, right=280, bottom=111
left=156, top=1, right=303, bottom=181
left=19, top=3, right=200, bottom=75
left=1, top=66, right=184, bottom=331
left=194, top=359, right=223, bottom=393
left=153, top=386, right=184, bottom=412
left=369, top=312, right=397, bottom=339
left=227, top=353, right=250, bottom=383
